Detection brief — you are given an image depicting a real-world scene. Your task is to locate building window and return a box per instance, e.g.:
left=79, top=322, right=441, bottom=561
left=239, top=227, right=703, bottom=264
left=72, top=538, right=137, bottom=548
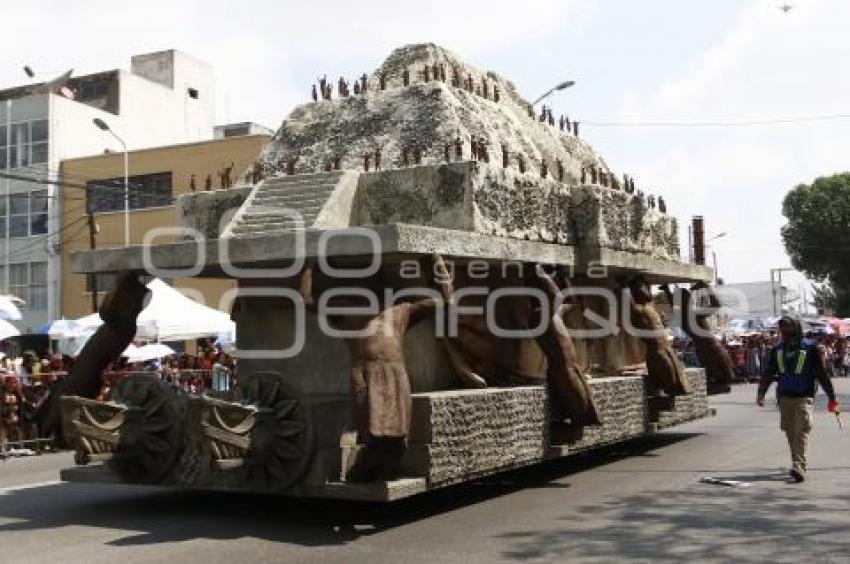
left=223, top=125, right=250, bottom=138
left=86, top=172, right=173, bottom=213
left=76, top=78, right=110, bottom=100
left=30, top=190, right=48, bottom=235
left=0, top=119, right=49, bottom=170
left=9, top=194, right=29, bottom=237
left=0, top=262, right=47, bottom=312
left=187, top=87, right=199, bottom=99
left=0, top=190, right=48, bottom=238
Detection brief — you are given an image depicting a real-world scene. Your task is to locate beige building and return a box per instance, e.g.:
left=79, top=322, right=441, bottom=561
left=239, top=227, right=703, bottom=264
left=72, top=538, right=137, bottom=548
left=59, top=132, right=269, bottom=320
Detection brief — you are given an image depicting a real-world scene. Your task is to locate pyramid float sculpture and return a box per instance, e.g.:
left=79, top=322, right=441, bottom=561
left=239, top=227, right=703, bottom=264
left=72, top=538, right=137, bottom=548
left=54, top=44, right=730, bottom=501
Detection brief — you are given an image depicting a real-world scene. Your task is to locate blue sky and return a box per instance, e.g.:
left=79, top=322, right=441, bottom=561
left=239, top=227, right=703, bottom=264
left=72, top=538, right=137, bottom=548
left=5, top=0, right=847, bottom=290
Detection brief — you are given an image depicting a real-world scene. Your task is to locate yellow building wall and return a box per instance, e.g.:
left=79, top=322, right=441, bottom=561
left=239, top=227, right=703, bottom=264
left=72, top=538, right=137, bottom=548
left=59, top=134, right=269, bottom=319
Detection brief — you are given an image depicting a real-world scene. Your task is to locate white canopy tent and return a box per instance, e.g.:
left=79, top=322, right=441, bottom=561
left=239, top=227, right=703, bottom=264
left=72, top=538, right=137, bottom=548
left=123, top=343, right=177, bottom=363
left=45, top=319, right=81, bottom=339
left=0, top=319, right=21, bottom=341
left=135, top=279, right=234, bottom=341
left=58, top=279, right=234, bottom=343
left=0, top=295, right=23, bottom=321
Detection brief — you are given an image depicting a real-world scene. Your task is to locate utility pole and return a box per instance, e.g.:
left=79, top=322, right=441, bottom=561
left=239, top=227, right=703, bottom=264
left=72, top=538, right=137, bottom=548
left=87, top=213, right=98, bottom=312
left=770, top=267, right=794, bottom=316
left=4, top=99, right=11, bottom=296
left=712, top=251, right=719, bottom=284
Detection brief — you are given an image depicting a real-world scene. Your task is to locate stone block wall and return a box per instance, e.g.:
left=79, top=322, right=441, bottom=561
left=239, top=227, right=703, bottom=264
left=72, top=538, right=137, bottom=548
left=356, top=162, right=474, bottom=229
left=473, top=166, right=574, bottom=244
left=353, top=161, right=679, bottom=261
left=175, top=186, right=250, bottom=239
left=653, top=368, right=709, bottom=429
left=406, top=369, right=708, bottom=489
left=571, top=185, right=680, bottom=262
left=408, top=386, right=547, bottom=487
left=569, top=376, right=648, bottom=453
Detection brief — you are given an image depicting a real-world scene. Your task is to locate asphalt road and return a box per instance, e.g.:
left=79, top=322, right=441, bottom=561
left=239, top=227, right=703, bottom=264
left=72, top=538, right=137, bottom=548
left=1, top=381, right=849, bottom=563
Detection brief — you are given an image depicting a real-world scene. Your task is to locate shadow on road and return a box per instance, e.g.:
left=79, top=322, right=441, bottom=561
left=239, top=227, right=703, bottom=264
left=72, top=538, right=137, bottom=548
left=0, top=433, right=700, bottom=548
left=495, top=473, right=850, bottom=562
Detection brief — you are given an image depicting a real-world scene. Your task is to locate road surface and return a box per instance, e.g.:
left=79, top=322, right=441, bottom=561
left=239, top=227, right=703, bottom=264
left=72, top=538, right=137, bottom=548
left=1, top=381, right=848, bottom=563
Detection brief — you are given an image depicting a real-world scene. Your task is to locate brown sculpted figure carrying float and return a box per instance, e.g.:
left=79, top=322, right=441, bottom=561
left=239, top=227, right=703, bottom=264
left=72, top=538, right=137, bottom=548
left=429, top=258, right=600, bottom=438
left=662, top=282, right=734, bottom=394
left=626, top=276, right=692, bottom=396
left=529, top=266, right=601, bottom=430
left=36, top=272, right=150, bottom=436
left=297, top=259, right=448, bottom=482
left=301, top=255, right=579, bottom=481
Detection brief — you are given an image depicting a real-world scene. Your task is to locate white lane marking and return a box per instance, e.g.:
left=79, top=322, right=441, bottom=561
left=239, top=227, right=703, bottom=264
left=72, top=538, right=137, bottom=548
left=0, top=480, right=61, bottom=495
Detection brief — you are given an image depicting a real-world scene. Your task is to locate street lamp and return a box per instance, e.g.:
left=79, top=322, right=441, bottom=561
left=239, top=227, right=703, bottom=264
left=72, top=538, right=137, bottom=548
left=531, top=80, right=575, bottom=107
left=92, top=118, right=129, bottom=246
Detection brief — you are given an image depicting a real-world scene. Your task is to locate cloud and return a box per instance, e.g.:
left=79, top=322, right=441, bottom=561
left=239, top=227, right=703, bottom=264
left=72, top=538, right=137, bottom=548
left=2, top=0, right=585, bottom=128
left=609, top=0, right=850, bottom=283
left=5, top=0, right=840, bottom=290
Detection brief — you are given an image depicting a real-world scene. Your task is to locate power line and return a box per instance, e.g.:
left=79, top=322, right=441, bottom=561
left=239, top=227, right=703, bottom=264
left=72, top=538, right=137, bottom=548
left=0, top=215, right=89, bottom=262
left=4, top=166, right=225, bottom=202
left=0, top=170, right=181, bottom=204
left=583, top=113, right=850, bottom=128
left=0, top=170, right=153, bottom=195
left=42, top=165, right=165, bottom=192
left=0, top=172, right=88, bottom=201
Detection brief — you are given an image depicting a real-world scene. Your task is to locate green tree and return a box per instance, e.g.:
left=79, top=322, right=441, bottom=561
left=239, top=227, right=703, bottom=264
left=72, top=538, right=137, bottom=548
left=781, top=173, right=850, bottom=315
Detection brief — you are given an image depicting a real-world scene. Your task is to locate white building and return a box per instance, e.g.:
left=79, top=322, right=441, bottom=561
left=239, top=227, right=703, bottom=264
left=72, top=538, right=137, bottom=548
left=716, top=281, right=801, bottom=319
left=0, top=50, right=214, bottom=332
left=214, top=122, right=273, bottom=140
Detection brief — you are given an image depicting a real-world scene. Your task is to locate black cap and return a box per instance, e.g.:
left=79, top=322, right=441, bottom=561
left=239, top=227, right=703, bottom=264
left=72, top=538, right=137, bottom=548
left=778, top=316, right=803, bottom=340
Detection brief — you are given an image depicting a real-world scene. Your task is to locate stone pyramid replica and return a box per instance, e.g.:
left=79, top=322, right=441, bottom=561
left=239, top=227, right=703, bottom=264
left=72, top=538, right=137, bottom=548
left=262, top=43, right=605, bottom=181
left=221, top=43, right=681, bottom=265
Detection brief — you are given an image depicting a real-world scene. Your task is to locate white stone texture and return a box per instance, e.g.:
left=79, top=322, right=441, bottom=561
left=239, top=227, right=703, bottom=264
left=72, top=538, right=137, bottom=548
left=258, top=43, right=607, bottom=185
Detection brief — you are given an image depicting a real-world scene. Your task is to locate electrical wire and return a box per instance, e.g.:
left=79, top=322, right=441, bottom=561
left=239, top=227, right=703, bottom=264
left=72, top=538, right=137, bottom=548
left=0, top=170, right=182, bottom=204
left=4, top=165, right=217, bottom=203
left=0, top=169, right=152, bottom=195
left=0, top=171, right=88, bottom=201
left=582, top=113, right=850, bottom=128
left=0, top=215, right=89, bottom=262
left=42, top=165, right=168, bottom=192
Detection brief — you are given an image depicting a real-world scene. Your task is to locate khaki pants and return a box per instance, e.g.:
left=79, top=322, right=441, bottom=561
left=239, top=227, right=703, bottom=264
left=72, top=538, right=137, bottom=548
left=779, top=396, right=813, bottom=474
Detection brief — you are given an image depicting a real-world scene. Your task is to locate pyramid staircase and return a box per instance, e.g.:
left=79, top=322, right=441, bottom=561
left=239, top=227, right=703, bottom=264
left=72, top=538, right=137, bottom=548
left=222, top=170, right=358, bottom=238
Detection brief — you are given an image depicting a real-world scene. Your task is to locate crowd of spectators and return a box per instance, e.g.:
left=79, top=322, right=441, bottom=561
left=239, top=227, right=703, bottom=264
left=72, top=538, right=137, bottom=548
left=675, top=329, right=849, bottom=382
left=2, top=344, right=237, bottom=450
left=99, top=344, right=237, bottom=398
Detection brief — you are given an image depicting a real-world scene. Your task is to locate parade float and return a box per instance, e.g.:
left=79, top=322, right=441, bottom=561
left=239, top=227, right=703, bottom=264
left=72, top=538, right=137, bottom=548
left=46, top=44, right=730, bottom=501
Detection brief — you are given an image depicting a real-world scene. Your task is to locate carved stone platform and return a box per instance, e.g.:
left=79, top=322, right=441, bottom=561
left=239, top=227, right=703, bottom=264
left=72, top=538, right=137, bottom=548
left=63, top=369, right=708, bottom=502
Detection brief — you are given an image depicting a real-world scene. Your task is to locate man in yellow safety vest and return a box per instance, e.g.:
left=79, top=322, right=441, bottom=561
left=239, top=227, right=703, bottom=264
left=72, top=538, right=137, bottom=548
left=757, top=316, right=839, bottom=482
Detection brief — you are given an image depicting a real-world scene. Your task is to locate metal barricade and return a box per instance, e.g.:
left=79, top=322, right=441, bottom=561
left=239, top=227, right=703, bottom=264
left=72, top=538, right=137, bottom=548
left=102, top=368, right=233, bottom=395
